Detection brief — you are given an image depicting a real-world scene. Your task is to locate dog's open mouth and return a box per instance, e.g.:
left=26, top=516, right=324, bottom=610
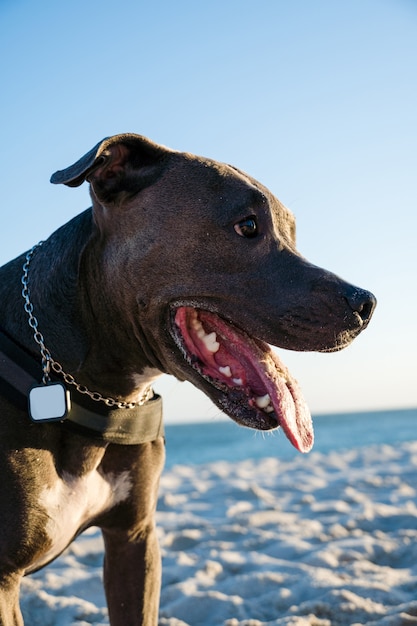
left=171, top=306, right=314, bottom=453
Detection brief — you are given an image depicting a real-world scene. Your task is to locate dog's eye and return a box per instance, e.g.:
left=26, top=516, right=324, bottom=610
left=234, top=216, right=258, bottom=238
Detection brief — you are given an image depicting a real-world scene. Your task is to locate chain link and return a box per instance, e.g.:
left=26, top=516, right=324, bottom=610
left=21, top=242, right=53, bottom=385
left=21, top=242, right=152, bottom=409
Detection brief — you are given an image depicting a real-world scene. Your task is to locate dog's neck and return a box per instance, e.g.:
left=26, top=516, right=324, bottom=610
left=16, top=210, right=163, bottom=404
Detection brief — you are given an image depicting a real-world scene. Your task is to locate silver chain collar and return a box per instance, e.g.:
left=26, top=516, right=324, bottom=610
left=21, top=242, right=153, bottom=409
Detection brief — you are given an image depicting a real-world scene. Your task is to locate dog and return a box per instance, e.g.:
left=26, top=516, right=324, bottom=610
left=0, top=134, right=376, bottom=625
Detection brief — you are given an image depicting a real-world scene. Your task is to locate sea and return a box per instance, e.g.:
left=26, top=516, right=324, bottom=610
left=163, top=407, right=417, bottom=469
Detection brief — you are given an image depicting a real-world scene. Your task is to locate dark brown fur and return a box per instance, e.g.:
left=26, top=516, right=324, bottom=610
left=0, top=135, right=375, bottom=625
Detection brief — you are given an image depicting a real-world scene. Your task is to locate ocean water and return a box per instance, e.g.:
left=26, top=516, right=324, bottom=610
left=164, top=407, right=417, bottom=469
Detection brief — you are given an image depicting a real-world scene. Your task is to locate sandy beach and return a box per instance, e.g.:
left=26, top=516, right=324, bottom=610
left=21, top=440, right=417, bottom=625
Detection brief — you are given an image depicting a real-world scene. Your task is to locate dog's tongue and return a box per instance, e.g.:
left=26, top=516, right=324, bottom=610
left=175, top=308, right=314, bottom=453
left=263, top=349, right=314, bottom=453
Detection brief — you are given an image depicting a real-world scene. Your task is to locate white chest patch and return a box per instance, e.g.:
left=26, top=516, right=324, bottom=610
left=33, top=469, right=132, bottom=570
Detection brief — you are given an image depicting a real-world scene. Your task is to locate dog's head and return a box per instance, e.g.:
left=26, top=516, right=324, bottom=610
left=51, top=134, right=376, bottom=453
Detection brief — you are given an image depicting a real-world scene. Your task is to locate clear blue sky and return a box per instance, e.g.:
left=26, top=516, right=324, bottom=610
left=1, top=0, right=416, bottom=423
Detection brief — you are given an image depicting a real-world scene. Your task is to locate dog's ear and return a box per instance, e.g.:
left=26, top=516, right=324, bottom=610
left=50, top=134, right=169, bottom=202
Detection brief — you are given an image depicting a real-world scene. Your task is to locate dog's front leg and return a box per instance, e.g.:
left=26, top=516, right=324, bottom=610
left=102, top=524, right=161, bottom=626
left=0, top=573, right=24, bottom=626
left=99, top=438, right=165, bottom=626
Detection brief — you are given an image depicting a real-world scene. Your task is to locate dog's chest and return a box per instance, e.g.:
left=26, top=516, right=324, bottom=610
left=30, top=468, right=132, bottom=571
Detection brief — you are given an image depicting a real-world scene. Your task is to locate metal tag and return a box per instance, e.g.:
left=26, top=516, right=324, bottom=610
left=28, top=382, right=71, bottom=422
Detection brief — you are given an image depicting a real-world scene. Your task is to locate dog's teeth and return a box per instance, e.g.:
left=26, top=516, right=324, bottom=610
left=190, top=316, right=220, bottom=352
left=255, top=394, right=271, bottom=409
left=190, top=311, right=199, bottom=324
left=202, top=332, right=220, bottom=353
left=264, top=405, right=274, bottom=413
left=233, top=377, right=243, bottom=386
left=219, top=365, right=232, bottom=377
left=191, top=316, right=204, bottom=331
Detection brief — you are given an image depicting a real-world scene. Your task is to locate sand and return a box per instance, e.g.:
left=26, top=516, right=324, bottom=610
left=21, top=441, right=417, bottom=625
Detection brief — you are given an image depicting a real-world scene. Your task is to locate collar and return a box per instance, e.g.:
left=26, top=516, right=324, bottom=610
left=0, top=328, right=164, bottom=445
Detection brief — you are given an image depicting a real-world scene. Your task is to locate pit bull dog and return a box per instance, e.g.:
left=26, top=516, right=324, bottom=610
left=0, top=134, right=376, bottom=625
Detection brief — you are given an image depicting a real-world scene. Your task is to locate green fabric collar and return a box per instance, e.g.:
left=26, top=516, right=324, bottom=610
left=0, top=329, right=164, bottom=445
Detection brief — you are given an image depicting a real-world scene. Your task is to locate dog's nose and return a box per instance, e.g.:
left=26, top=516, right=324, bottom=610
left=346, top=288, right=377, bottom=325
